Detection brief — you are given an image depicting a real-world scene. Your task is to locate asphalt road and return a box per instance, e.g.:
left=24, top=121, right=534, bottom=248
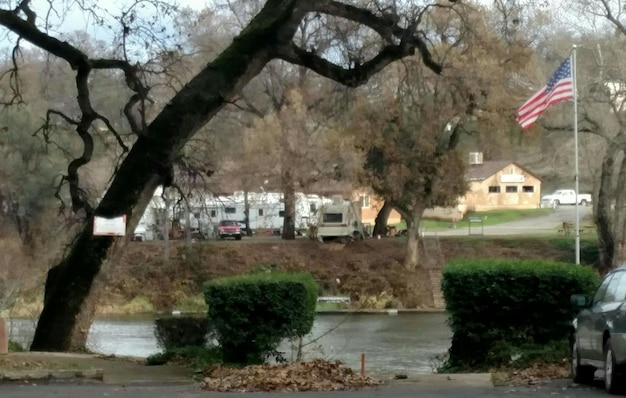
left=0, top=380, right=616, bottom=398
left=428, top=205, right=594, bottom=237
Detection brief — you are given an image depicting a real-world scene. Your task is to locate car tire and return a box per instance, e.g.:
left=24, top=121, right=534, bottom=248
left=604, top=338, right=626, bottom=394
left=580, top=199, right=587, bottom=206
left=235, top=235, right=242, bottom=241
left=554, top=199, right=560, bottom=206
left=571, top=339, right=595, bottom=384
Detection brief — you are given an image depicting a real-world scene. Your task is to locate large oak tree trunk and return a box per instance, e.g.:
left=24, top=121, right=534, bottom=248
left=372, top=201, right=392, bottom=237
left=401, top=207, right=434, bottom=307
left=403, top=208, right=424, bottom=271
left=30, top=1, right=302, bottom=351
left=596, top=146, right=619, bottom=273
left=281, top=170, right=296, bottom=240
left=613, top=153, right=626, bottom=266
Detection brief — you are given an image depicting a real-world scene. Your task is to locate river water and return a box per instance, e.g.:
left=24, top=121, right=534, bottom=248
left=7, top=313, right=451, bottom=375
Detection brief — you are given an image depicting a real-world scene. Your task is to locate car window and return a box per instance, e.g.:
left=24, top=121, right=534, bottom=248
left=605, top=271, right=626, bottom=302
left=592, top=274, right=614, bottom=305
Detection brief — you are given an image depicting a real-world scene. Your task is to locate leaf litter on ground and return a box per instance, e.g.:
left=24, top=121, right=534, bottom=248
left=201, top=359, right=381, bottom=392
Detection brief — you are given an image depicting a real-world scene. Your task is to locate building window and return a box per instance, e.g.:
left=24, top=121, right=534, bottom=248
left=225, top=207, right=236, bottom=214
left=310, top=203, right=317, bottom=212
left=360, top=195, right=371, bottom=208
left=506, top=186, right=518, bottom=193
left=258, top=209, right=264, bottom=216
left=488, top=186, right=501, bottom=193
left=323, top=213, right=343, bottom=223
left=279, top=210, right=285, bottom=217
left=210, top=210, right=217, bottom=218
left=522, top=186, right=534, bottom=193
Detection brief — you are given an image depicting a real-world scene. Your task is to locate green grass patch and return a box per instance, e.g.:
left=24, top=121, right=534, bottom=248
left=393, top=208, right=555, bottom=232
left=466, top=208, right=554, bottom=225
left=315, top=302, right=350, bottom=311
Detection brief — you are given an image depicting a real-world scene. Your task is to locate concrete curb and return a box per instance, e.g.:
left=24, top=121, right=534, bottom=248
left=0, top=368, right=104, bottom=383
left=316, top=309, right=446, bottom=315
left=382, top=373, right=494, bottom=389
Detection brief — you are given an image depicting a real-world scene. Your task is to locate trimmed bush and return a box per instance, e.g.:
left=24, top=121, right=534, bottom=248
left=154, top=316, right=210, bottom=350
left=146, top=346, right=222, bottom=367
left=441, top=259, right=598, bottom=370
left=204, top=272, right=318, bottom=365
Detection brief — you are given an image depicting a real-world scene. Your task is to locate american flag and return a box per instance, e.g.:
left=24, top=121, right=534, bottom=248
left=516, top=57, right=574, bottom=129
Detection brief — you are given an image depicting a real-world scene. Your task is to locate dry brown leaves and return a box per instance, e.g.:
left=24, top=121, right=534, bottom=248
left=498, top=360, right=570, bottom=386
left=201, top=359, right=381, bottom=392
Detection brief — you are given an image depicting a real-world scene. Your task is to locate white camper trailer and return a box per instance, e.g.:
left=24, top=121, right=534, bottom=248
left=316, top=196, right=366, bottom=242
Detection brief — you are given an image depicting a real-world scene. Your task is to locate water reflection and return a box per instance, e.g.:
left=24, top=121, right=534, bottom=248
left=8, top=313, right=451, bottom=375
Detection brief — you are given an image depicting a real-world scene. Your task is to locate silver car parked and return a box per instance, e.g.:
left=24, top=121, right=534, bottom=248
left=571, top=265, right=626, bottom=394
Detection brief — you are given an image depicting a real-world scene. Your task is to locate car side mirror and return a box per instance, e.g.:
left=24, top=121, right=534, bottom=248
left=570, top=294, right=590, bottom=309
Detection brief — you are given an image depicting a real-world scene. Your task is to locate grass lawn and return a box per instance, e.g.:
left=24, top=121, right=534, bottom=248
left=392, top=208, right=556, bottom=231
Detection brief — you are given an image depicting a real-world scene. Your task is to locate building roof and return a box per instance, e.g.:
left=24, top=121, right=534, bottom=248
left=467, top=161, right=541, bottom=182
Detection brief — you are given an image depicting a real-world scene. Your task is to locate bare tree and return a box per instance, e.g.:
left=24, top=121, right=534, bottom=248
left=0, top=0, right=454, bottom=351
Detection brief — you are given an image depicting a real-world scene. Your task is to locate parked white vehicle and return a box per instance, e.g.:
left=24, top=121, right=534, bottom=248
left=316, top=196, right=366, bottom=242
left=541, top=189, right=592, bottom=207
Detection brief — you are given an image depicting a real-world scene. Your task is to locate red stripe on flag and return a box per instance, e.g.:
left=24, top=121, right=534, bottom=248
left=517, top=78, right=573, bottom=129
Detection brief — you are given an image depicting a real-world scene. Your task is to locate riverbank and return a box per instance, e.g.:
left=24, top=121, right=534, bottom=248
left=2, top=300, right=447, bottom=319
left=102, top=237, right=589, bottom=315
left=2, top=237, right=591, bottom=319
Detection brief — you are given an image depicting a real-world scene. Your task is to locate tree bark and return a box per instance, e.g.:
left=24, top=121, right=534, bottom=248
left=243, top=190, right=252, bottom=236
left=372, top=201, right=392, bottom=236
left=403, top=208, right=424, bottom=271
left=613, top=153, right=626, bottom=265
left=30, top=0, right=304, bottom=351
left=596, top=145, right=619, bottom=273
left=282, top=169, right=296, bottom=240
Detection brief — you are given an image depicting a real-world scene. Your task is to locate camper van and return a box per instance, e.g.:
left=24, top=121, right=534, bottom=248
left=316, top=196, right=365, bottom=242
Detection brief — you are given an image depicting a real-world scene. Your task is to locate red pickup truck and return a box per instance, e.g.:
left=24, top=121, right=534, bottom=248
left=217, top=220, right=242, bottom=240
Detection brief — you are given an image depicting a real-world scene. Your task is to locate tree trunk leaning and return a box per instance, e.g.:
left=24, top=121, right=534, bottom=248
left=29, top=1, right=301, bottom=351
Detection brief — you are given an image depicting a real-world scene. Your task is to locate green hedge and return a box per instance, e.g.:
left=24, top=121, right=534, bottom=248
left=204, top=272, right=317, bottom=365
left=154, top=316, right=210, bottom=350
left=441, top=259, right=598, bottom=370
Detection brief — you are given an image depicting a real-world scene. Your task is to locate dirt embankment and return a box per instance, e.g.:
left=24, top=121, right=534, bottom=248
left=96, top=237, right=576, bottom=314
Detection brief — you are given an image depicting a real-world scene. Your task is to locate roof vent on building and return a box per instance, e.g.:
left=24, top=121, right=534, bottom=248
left=469, top=152, right=484, bottom=165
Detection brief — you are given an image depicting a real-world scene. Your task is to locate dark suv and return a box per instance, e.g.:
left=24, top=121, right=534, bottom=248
left=570, top=265, right=626, bottom=394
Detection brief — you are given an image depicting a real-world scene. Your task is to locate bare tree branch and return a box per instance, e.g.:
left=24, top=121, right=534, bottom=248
left=599, top=0, right=626, bottom=37
left=306, top=0, right=443, bottom=74
left=276, top=41, right=416, bottom=87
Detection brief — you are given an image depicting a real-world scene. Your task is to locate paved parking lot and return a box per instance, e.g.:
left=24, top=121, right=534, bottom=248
left=0, top=379, right=616, bottom=398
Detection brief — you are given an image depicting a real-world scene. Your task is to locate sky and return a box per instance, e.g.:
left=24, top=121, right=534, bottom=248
left=0, top=0, right=213, bottom=46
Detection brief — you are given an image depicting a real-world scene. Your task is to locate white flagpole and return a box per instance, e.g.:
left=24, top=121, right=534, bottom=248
left=572, top=45, right=580, bottom=265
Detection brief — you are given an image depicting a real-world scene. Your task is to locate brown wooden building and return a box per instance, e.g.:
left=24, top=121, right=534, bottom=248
left=460, top=159, right=542, bottom=211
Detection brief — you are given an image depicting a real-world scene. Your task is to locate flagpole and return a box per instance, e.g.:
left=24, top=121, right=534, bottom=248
left=572, top=45, right=580, bottom=265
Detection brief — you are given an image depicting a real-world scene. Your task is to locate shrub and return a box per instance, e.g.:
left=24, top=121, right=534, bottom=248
left=154, top=316, right=210, bottom=351
left=8, top=339, right=24, bottom=352
left=204, top=272, right=318, bottom=365
left=441, top=259, right=598, bottom=370
left=146, top=346, right=222, bottom=368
